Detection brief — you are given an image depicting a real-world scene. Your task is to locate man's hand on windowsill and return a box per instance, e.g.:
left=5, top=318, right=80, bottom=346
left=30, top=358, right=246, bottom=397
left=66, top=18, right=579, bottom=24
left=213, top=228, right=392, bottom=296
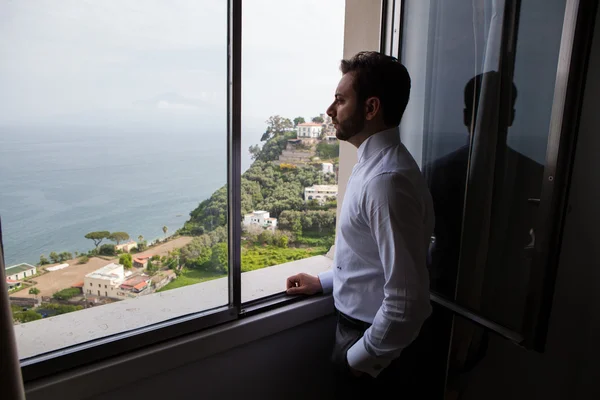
left=285, top=273, right=323, bottom=295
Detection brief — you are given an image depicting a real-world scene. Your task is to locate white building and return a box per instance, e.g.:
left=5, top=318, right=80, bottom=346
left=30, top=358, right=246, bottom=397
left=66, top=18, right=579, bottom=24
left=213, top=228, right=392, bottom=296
left=115, top=241, right=137, bottom=253
left=6, top=279, right=21, bottom=291
left=297, top=122, right=323, bottom=138
left=243, top=210, right=278, bottom=230
left=84, top=263, right=126, bottom=298
left=304, top=185, right=338, bottom=204
left=322, top=162, right=334, bottom=174
left=319, top=113, right=335, bottom=134
left=5, top=263, right=37, bottom=281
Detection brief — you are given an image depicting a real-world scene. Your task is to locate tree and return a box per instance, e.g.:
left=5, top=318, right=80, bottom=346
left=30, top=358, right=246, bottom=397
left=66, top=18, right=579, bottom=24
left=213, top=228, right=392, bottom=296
left=49, top=252, right=60, bottom=264
left=138, top=235, right=144, bottom=243
left=39, top=255, right=50, bottom=266
left=260, top=127, right=273, bottom=142
left=162, top=226, right=168, bottom=239
left=210, top=242, right=228, bottom=274
left=29, top=287, right=40, bottom=299
left=316, top=142, right=340, bottom=159
left=293, top=116, right=305, bottom=126
left=59, top=251, right=73, bottom=262
left=13, top=310, right=42, bottom=323
left=261, top=115, right=294, bottom=141
left=108, top=231, right=130, bottom=245
left=277, top=235, right=289, bottom=249
left=312, top=116, right=324, bottom=123
left=249, top=144, right=261, bottom=160
left=137, top=240, right=148, bottom=252
left=99, top=243, right=116, bottom=256
left=52, top=288, right=81, bottom=300
left=146, top=259, right=158, bottom=274
left=119, top=253, right=133, bottom=270
left=85, top=231, right=111, bottom=249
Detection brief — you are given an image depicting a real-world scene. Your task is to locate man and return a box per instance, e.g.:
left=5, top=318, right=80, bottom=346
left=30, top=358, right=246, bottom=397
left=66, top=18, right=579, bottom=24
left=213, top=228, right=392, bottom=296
left=285, top=51, right=435, bottom=397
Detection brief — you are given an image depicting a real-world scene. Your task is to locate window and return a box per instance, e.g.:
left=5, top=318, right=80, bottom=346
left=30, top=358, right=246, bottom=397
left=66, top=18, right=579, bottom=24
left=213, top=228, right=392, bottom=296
left=398, top=0, right=578, bottom=346
left=0, top=0, right=352, bottom=379
left=0, top=0, right=354, bottom=381
left=240, top=0, right=344, bottom=301
left=1, top=0, right=228, bottom=366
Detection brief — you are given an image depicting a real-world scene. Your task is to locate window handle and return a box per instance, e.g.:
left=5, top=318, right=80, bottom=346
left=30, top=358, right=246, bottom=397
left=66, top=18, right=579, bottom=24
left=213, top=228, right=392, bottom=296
left=524, top=199, right=540, bottom=252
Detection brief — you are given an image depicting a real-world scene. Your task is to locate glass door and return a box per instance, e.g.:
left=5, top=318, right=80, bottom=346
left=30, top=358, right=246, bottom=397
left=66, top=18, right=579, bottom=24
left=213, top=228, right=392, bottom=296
left=397, top=0, right=592, bottom=354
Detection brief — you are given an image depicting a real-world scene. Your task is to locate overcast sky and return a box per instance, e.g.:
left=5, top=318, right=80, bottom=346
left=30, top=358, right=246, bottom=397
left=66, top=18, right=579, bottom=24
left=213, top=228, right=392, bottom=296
left=0, top=0, right=345, bottom=126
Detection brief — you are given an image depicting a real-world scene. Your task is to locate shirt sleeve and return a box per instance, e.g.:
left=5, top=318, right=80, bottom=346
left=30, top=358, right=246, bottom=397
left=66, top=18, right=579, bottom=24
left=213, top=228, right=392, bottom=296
left=346, top=172, right=432, bottom=377
left=317, top=269, right=334, bottom=294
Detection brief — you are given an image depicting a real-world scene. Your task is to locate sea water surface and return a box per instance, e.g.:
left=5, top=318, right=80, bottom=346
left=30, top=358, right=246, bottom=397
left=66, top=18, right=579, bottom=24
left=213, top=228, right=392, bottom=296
left=0, top=122, right=259, bottom=266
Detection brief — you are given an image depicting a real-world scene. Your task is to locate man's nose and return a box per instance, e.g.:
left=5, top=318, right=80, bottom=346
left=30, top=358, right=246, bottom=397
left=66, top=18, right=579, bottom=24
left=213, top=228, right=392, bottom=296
left=326, top=104, right=335, bottom=117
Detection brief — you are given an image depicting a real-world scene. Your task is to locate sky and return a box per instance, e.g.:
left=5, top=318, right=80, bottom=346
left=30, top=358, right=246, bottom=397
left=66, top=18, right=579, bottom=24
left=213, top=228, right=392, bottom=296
left=0, top=0, right=346, bottom=128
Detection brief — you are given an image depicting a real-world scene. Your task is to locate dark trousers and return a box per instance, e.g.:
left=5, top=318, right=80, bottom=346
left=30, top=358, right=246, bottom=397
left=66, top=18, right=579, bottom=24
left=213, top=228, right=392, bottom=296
left=331, top=309, right=441, bottom=399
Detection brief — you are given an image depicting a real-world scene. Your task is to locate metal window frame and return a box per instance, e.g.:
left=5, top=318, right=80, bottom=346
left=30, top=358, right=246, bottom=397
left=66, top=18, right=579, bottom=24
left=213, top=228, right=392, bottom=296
left=18, top=0, right=242, bottom=382
left=521, top=0, right=599, bottom=351
left=389, top=0, right=597, bottom=350
left=380, top=0, right=403, bottom=58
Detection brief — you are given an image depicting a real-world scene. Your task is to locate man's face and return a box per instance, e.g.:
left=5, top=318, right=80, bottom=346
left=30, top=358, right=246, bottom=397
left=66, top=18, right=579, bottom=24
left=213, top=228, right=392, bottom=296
left=326, top=72, right=365, bottom=141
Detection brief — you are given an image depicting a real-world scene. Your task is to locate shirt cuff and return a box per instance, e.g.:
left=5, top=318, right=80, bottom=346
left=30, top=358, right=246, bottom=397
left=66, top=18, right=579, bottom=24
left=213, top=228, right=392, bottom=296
left=317, top=270, right=333, bottom=294
left=346, top=336, right=392, bottom=378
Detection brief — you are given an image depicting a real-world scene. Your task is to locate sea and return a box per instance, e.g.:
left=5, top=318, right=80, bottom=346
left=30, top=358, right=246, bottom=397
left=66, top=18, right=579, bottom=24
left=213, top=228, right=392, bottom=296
left=0, top=121, right=261, bottom=267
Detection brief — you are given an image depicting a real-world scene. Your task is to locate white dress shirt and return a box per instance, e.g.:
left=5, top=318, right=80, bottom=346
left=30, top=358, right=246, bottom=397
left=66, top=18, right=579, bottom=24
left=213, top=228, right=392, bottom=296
left=318, top=126, right=434, bottom=378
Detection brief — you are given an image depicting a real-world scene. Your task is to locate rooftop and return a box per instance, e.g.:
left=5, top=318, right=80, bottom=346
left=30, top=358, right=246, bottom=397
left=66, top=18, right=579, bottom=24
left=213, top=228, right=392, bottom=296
left=6, top=263, right=36, bottom=273
left=121, top=275, right=151, bottom=288
left=306, top=185, right=338, bottom=191
left=133, top=282, right=148, bottom=291
left=298, top=122, right=323, bottom=127
left=85, top=263, right=123, bottom=280
left=248, top=210, right=268, bottom=215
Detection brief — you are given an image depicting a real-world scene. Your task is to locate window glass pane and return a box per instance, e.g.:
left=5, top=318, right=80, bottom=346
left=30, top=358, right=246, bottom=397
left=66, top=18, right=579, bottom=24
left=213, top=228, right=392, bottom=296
left=241, top=0, right=345, bottom=301
left=401, top=0, right=566, bottom=327
left=402, top=0, right=507, bottom=299
left=477, top=0, right=566, bottom=330
left=0, top=0, right=228, bottom=359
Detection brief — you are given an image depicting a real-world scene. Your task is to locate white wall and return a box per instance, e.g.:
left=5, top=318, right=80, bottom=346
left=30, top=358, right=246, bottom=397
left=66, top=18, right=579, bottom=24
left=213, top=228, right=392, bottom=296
left=336, top=0, right=382, bottom=220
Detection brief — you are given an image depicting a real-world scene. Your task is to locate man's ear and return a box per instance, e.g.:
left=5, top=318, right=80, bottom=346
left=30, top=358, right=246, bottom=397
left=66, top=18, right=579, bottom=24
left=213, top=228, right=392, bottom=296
left=364, top=97, right=381, bottom=121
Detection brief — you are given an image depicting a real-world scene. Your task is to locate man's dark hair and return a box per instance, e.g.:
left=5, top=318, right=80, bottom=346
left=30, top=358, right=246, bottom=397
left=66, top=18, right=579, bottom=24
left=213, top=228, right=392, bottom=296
left=340, top=51, right=411, bottom=127
left=464, top=71, right=518, bottom=112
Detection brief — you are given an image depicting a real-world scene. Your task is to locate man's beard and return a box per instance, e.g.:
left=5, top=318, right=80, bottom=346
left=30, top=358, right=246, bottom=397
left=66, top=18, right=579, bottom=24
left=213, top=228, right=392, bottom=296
left=335, top=108, right=365, bottom=141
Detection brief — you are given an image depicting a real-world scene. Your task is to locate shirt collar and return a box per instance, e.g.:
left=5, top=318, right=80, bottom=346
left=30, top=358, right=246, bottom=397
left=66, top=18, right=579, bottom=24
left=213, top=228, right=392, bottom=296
left=356, top=126, right=401, bottom=163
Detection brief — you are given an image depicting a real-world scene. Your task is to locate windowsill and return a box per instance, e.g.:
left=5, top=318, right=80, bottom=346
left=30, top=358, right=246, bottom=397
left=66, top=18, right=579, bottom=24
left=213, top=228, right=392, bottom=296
left=25, top=292, right=335, bottom=400
left=14, top=255, right=333, bottom=360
